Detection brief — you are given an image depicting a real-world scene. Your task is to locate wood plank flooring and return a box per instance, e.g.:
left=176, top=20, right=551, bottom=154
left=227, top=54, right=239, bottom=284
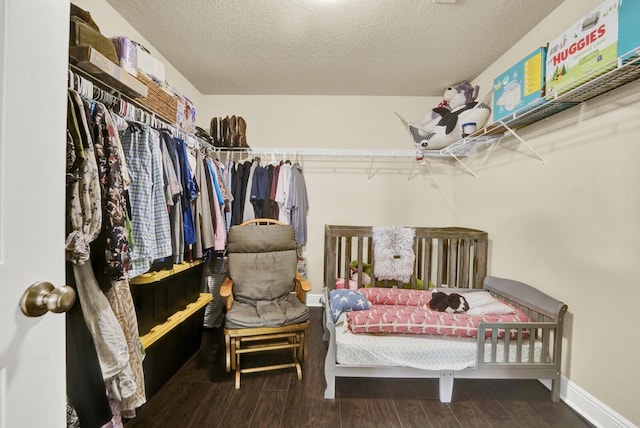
left=125, top=307, right=593, bottom=428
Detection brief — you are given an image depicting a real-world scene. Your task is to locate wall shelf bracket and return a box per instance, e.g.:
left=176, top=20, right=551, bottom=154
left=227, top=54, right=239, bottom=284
left=367, top=156, right=377, bottom=180
left=444, top=149, right=478, bottom=177
left=499, top=120, right=545, bottom=164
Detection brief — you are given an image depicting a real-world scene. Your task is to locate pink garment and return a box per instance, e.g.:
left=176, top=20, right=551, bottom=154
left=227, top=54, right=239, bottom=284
left=335, top=278, right=358, bottom=290
left=207, top=159, right=227, bottom=251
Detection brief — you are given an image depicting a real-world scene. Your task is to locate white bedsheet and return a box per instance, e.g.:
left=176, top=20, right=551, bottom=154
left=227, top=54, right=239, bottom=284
left=334, top=314, right=543, bottom=371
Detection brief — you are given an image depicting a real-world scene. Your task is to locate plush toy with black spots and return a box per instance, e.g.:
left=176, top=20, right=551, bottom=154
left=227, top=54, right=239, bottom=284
left=395, top=80, right=491, bottom=151
left=429, top=291, right=470, bottom=313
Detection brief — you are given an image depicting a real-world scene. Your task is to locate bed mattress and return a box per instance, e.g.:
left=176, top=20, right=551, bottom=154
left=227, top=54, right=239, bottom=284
left=334, top=314, right=543, bottom=371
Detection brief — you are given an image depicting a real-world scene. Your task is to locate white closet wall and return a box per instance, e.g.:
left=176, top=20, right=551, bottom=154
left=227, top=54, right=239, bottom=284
left=457, top=0, right=640, bottom=425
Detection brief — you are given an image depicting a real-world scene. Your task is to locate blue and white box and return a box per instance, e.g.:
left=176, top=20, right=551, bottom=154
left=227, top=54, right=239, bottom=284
left=493, top=47, right=547, bottom=123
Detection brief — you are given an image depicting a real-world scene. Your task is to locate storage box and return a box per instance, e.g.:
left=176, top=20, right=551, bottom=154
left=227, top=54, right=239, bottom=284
left=545, top=0, right=619, bottom=97
left=135, top=43, right=166, bottom=83
left=493, top=47, right=547, bottom=123
left=69, top=46, right=148, bottom=98
left=111, top=37, right=137, bottom=76
left=69, top=15, right=119, bottom=65
left=136, top=73, right=178, bottom=124
left=618, top=0, right=640, bottom=59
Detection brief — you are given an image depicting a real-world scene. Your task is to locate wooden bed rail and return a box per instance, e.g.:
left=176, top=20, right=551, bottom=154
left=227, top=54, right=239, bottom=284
left=324, top=225, right=488, bottom=290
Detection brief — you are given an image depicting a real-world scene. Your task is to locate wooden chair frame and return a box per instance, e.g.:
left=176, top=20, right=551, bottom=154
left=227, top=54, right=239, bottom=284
left=220, top=219, right=312, bottom=388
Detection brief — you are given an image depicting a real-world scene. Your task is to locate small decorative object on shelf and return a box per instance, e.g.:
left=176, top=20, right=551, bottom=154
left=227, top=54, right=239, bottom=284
left=396, top=81, right=492, bottom=152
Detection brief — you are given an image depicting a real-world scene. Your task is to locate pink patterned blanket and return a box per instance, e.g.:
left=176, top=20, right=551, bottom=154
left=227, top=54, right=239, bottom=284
left=346, top=288, right=530, bottom=338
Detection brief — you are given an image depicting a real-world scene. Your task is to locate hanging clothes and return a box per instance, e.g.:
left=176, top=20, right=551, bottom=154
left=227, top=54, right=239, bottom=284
left=250, top=163, right=267, bottom=218
left=66, top=96, right=137, bottom=418
left=269, top=162, right=281, bottom=220
left=230, top=161, right=248, bottom=226
left=261, top=164, right=275, bottom=219
left=119, top=124, right=172, bottom=277
left=275, top=162, right=291, bottom=224
left=286, top=162, right=309, bottom=246
left=174, top=137, right=197, bottom=253
left=66, top=90, right=112, bottom=428
left=160, top=131, right=185, bottom=264
left=192, top=149, right=216, bottom=258
left=68, top=93, right=148, bottom=423
left=66, top=90, right=102, bottom=265
left=242, top=159, right=258, bottom=222
left=104, top=276, right=146, bottom=418
left=90, top=101, right=131, bottom=286
left=205, top=156, right=227, bottom=250
left=72, top=262, right=136, bottom=412
left=224, top=159, right=235, bottom=231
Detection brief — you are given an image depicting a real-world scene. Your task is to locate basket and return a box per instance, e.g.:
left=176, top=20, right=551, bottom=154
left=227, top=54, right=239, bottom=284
left=136, top=73, right=177, bottom=123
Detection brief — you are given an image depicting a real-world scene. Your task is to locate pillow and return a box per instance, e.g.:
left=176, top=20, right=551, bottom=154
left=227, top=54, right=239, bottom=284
left=329, top=289, right=370, bottom=322
left=464, top=291, right=517, bottom=315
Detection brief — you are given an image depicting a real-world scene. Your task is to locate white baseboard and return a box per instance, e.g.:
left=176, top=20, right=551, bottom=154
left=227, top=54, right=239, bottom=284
left=309, top=292, right=632, bottom=426
left=307, top=292, right=323, bottom=307
left=539, top=377, right=634, bottom=428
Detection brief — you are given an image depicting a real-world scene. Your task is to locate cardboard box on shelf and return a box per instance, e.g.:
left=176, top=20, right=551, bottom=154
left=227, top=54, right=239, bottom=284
left=111, top=37, right=137, bottom=76
left=135, top=42, right=166, bottom=83
left=493, top=47, right=547, bottom=123
left=618, top=0, right=640, bottom=58
left=545, top=0, right=619, bottom=97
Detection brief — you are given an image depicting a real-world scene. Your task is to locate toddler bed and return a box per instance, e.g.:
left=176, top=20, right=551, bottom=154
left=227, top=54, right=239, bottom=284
left=322, top=225, right=567, bottom=403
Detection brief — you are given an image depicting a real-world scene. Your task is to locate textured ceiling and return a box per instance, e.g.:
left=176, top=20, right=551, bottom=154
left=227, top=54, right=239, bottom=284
left=104, top=0, right=563, bottom=96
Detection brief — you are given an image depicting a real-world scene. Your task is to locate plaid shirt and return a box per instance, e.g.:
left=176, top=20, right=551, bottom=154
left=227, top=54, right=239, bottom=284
left=120, top=125, right=172, bottom=277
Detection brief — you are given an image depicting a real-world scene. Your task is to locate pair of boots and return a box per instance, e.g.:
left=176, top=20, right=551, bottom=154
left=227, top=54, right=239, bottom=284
left=210, top=115, right=248, bottom=148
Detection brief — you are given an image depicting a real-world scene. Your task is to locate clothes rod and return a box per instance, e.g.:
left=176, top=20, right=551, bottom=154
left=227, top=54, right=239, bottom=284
left=68, top=63, right=176, bottom=125
left=221, top=147, right=418, bottom=158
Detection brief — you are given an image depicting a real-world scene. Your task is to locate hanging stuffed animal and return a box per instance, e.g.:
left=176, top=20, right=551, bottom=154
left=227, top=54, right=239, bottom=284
left=398, top=81, right=492, bottom=152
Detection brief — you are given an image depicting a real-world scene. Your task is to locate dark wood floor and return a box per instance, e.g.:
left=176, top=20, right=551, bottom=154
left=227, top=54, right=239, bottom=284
left=125, top=307, right=593, bottom=428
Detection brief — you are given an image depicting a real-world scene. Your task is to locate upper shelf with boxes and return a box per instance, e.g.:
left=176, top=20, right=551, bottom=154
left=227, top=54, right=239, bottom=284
left=68, top=3, right=197, bottom=133
left=412, top=0, right=640, bottom=166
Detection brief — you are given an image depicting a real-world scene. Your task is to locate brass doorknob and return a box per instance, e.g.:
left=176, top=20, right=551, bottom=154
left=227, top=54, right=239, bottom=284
left=19, top=281, right=76, bottom=317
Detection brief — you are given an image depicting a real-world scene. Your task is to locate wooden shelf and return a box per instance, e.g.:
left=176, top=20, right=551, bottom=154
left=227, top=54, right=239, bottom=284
left=130, top=260, right=203, bottom=285
left=139, top=293, right=213, bottom=349
left=69, top=46, right=148, bottom=98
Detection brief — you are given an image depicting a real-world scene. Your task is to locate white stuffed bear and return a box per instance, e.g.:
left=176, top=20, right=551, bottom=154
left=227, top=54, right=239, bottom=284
left=407, top=81, right=491, bottom=151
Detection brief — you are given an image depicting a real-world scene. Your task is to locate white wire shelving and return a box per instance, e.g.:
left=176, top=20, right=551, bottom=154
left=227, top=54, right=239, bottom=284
left=218, top=48, right=640, bottom=176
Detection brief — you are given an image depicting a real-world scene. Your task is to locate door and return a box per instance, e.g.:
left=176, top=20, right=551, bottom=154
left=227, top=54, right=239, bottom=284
left=0, top=0, right=69, bottom=427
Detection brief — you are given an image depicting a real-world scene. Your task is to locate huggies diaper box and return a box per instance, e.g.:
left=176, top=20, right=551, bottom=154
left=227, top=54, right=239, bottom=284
left=546, top=0, right=640, bottom=98
left=493, top=47, right=547, bottom=123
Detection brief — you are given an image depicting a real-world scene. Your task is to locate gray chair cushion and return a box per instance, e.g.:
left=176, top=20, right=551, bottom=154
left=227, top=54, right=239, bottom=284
left=227, top=224, right=298, bottom=303
left=227, top=224, right=297, bottom=253
left=225, top=294, right=310, bottom=329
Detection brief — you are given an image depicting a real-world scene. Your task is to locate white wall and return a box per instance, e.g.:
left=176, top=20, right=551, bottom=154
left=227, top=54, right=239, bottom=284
left=458, top=0, right=639, bottom=424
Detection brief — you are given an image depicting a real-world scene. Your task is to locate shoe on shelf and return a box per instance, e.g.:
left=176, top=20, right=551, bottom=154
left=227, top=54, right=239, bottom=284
left=210, top=117, right=220, bottom=146
left=237, top=116, right=247, bottom=145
